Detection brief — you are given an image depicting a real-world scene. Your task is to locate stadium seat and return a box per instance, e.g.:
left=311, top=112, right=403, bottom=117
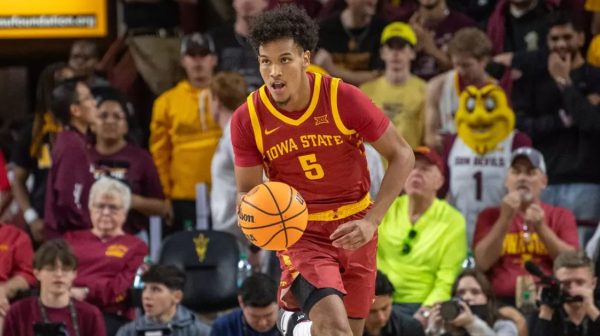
left=158, top=230, right=240, bottom=313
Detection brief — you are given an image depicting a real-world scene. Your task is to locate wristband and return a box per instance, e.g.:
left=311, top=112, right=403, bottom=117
left=24, top=208, right=39, bottom=225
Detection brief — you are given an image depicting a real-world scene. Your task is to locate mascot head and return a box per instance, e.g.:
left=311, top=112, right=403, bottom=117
left=455, top=84, right=515, bottom=155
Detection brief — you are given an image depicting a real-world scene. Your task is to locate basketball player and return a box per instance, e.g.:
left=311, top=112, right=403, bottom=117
left=231, top=5, right=414, bottom=336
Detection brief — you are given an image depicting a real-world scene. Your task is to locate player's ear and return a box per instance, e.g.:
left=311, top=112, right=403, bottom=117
left=303, top=50, right=311, bottom=67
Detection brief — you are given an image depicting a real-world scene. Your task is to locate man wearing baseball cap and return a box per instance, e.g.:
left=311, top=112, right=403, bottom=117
left=378, top=146, right=467, bottom=321
left=473, top=147, right=579, bottom=304
left=149, top=33, right=222, bottom=234
left=361, top=22, right=427, bottom=149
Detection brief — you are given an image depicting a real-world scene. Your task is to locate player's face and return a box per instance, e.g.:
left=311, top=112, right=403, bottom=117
left=258, top=38, right=310, bottom=108
left=90, top=192, right=127, bottom=237
left=404, top=156, right=443, bottom=196
left=380, top=42, right=414, bottom=72
left=365, top=295, right=393, bottom=332
left=451, top=54, right=487, bottom=85
left=94, top=100, right=128, bottom=142
left=181, top=52, right=217, bottom=85
left=142, top=282, right=181, bottom=320
left=547, top=24, right=583, bottom=60
left=34, top=260, right=76, bottom=297
left=505, top=157, right=547, bottom=200
left=455, top=276, right=487, bottom=305
left=241, top=302, right=278, bottom=333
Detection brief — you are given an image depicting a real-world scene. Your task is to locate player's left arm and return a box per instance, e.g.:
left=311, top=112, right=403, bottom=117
left=331, top=124, right=414, bottom=250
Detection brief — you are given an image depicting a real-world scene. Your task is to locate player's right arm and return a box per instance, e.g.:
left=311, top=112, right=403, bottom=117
left=234, top=165, right=264, bottom=202
left=230, top=101, right=265, bottom=202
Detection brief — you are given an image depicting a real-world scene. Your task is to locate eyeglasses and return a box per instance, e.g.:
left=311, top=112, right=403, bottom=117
left=401, top=229, right=417, bottom=255
left=92, top=203, right=123, bottom=213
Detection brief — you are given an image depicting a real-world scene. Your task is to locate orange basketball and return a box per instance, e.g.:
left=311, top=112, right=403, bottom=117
left=238, top=181, right=308, bottom=251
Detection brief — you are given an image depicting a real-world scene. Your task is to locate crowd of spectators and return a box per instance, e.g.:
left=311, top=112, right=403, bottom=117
left=0, top=0, right=599, bottom=335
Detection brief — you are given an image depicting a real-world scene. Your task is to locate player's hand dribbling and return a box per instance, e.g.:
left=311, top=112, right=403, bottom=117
left=330, top=218, right=377, bottom=250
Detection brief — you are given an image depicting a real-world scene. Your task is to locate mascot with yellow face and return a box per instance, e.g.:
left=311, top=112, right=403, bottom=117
left=445, top=84, right=531, bottom=244
left=455, top=84, right=515, bottom=155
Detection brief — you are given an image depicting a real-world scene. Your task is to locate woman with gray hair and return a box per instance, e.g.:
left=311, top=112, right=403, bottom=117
left=65, top=177, right=148, bottom=336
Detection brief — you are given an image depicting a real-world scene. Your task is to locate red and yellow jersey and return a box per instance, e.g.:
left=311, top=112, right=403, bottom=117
left=232, top=72, right=389, bottom=214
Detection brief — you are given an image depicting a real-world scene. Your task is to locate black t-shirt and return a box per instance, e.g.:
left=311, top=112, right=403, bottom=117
left=512, top=50, right=600, bottom=184
left=529, top=305, right=600, bottom=336
left=10, top=122, right=50, bottom=216
left=123, top=0, right=180, bottom=30
left=209, top=24, right=263, bottom=92
left=503, top=2, right=549, bottom=53
left=318, top=16, right=386, bottom=71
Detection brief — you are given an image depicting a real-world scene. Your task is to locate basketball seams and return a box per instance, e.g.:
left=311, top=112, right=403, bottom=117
left=239, top=207, right=308, bottom=230
left=258, top=227, right=305, bottom=248
left=241, top=198, right=281, bottom=216
left=280, top=185, right=294, bottom=213
left=239, top=181, right=307, bottom=250
left=263, top=182, right=289, bottom=248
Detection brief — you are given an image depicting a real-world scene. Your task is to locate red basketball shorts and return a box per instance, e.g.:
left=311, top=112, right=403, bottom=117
left=276, top=199, right=377, bottom=319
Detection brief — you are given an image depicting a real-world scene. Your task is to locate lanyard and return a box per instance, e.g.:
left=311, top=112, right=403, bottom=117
left=37, top=298, right=81, bottom=336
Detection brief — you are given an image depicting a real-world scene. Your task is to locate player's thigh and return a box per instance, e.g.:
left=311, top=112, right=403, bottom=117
left=340, top=234, right=378, bottom=318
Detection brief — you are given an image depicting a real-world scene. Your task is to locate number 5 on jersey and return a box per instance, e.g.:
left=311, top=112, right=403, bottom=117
left=298, top=154, right=324, bottom=180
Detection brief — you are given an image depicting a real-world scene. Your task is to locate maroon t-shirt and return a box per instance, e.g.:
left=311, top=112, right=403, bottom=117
left=44, top=127, right=94, bottom=238
left=88, top=144, right=165, bottom=233
left=411, top=11, right=476, bottom=80
left=473, top=203, right=580, bottom=299
left=3, top=296, right=106, bottom=336
left=65, top=230, right=147, bottom=319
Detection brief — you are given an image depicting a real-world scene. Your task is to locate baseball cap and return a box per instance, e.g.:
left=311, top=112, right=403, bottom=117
left=414, top=146, right=444, bottom=175
left=380, top=22, right=417, bottom=47
left=510, top=147, right=546, bottom=174
left=181, top=33, right=215, bottom=56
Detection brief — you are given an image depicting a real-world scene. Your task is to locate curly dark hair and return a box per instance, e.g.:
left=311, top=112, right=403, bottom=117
left=248, top=5, right=319, bottom=54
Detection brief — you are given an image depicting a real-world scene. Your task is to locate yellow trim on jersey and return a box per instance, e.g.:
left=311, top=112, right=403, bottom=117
left=258, top=73, right=322, bottom=126
left=246, top=93, right=264, bottom=154
left=330, top=78, right=356, bottom=135
left=308, top=193, right=371, bottom=222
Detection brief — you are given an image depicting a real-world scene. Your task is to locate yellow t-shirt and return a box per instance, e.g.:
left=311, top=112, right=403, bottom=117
left=360, top=75, right=427, bottom=148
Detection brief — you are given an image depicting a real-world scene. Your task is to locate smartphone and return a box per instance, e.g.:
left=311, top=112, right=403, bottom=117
left=33, top=322, right=68, bottom=336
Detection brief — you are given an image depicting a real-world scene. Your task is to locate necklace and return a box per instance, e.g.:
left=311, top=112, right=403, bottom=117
left=518, top=216, right=532, bottom=243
